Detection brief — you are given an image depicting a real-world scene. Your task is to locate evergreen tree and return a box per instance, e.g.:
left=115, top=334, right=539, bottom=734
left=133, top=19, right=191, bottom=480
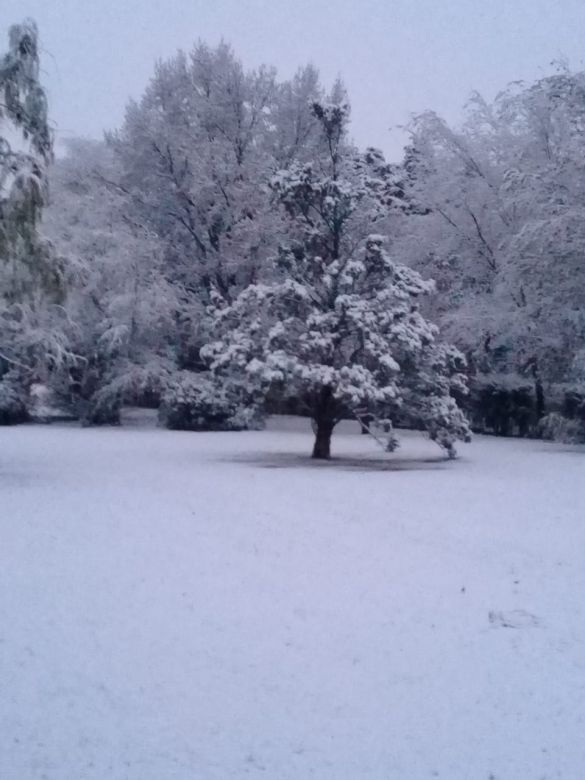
left=203, top=103, right=470, bottom=458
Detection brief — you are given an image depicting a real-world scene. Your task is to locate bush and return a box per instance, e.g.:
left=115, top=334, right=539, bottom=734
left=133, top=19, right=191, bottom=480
left=79, top=384, right=122, bottom=426
left=50, top=358, right=117, bottom=425
left=0, top=374, right=29, bottom=426
left=159, top=372, right=263, bottom=432
left=78, top=362, right=175, bottom=426
left=539, top=412, right=585, bottom=444
left=29, top=383, right=77, bottom=423
left=52, top=360, right=173, bottom=426
left=117, top=361, right=172, bottom=409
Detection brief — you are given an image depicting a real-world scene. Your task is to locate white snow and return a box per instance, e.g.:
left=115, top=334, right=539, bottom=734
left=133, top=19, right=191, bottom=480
left=1, top=416, right=585, bottom=779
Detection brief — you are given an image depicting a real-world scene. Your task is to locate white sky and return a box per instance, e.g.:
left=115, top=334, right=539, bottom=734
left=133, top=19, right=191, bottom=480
left=2, top=0, right=585, bottom=161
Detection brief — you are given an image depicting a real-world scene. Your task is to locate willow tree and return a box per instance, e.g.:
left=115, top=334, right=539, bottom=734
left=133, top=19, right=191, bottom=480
left=1, top=19, right=64, bottom=379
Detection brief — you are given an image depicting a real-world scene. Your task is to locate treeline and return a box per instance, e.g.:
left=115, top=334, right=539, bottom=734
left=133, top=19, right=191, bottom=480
left=1, top=22, right=585, bottom=445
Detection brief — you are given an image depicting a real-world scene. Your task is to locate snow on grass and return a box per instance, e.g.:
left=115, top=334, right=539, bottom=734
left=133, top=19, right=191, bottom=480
left=1, top=416, right=585, bottom=779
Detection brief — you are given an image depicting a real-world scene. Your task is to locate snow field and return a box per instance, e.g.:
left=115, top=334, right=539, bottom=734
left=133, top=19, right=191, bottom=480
left=1, top=417, right=585, bottom=779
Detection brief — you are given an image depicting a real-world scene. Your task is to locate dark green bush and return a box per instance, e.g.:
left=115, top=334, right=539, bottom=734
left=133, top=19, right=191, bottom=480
left=466, top=375, right=537, bottom=437
left=0, top=374, right=29, bottom=426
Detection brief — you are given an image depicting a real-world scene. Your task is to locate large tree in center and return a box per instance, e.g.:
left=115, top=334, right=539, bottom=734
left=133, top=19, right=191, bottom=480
left=203, top=102, right=470, bottom=458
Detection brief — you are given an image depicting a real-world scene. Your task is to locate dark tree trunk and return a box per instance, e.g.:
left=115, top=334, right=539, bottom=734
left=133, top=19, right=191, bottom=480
left=360, top=414, right=374, bottom=434
left=529, top=358, right=545, bottom=424
left=535, top=378, right=545, bottom=420
left=311, top=386, right=336, bottom=459
left=312, top=417, right=334, bottom=459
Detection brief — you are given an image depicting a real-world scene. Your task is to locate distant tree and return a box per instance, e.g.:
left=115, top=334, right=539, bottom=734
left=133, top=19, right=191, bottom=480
left=404, top=70, right=585, bottom=406
left=106, top=44, right=330, bottom=369
left=44, top=139, right=179, bottom=422
left=109, top=43, right=279, bottom=306
left=41, top=45, right=332, bottom=426
left=203, top=103, right=470, bottom=458
left=269, top=64, right=324, bottom=167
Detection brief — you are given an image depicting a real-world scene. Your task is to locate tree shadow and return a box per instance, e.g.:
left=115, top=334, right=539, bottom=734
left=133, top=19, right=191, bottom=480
left=221, top=450, right=450, bottom=472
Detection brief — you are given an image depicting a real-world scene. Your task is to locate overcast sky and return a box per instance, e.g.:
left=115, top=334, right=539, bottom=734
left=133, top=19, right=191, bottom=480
left=2, top=0, right=585, bottom=160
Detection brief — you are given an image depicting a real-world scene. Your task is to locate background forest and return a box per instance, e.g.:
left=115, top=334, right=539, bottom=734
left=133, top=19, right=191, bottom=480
left=2, top=20, right=585, bottom=447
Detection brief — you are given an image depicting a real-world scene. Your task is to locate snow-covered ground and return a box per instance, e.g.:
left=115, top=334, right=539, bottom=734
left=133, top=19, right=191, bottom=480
left=1, top=416, right=585, bottom=780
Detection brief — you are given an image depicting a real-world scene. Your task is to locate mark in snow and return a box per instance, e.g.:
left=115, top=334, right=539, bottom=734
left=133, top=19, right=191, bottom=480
left=488, top=610, right=540, bottom=629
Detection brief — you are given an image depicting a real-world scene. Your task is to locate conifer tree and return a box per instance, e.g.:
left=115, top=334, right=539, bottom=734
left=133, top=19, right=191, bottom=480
left=203, top=102, right=470, bottom=458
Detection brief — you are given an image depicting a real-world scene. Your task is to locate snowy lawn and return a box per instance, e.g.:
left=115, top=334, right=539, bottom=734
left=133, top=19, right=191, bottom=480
left=1, top=415, right=585, bottom=780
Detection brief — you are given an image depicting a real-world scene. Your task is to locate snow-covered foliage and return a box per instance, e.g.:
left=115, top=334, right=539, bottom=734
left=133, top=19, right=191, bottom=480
left=539, top=411, right=585, bottom=444
left=203, top=102, right=470, bottom=458
left=43, top=140, right=180, bottom=422
left=7, top=23, right=582, bottom=446
left=37, top=45, right=336, bottom=425
left=0, top=19, right=68, bottom=387
left=159, top=371, right=263, bottom=432
left=107, top=44, right=325, bottom=316
left=41, top=49, right=336, bottom=425
left=401, top=69, right=585, bottom=419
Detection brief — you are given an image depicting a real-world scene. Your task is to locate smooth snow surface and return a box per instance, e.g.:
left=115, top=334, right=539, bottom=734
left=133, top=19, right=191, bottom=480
left=1, top=416, right=585, bottom=779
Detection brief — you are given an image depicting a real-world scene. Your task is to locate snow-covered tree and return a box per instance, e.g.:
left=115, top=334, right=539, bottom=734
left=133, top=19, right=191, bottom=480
left=0, top=19, right=67, bottom=398
left=40, top=45, right=335, bottom=426
left=1, top=20, right=51, bottom=255
left=401, top=68, right=585, bottom=428
left=269, top=64, right=324, bottom=167
left=108, top=43, right=279, bottom=308
left=107, top=45, right=331, bottom=334
left=44, top=139, right=180, bottom=422
left=203, top=103, right=470, bottom=458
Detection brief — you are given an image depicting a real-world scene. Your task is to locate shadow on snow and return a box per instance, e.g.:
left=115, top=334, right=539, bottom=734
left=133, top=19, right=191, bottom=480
left=219, top=451, right=451, bottom=472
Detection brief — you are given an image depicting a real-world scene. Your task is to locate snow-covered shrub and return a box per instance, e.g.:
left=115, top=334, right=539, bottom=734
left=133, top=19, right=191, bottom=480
left=539, top=412, right=585, bottom=444
left=79, top=383, right=122, bottom=427
left=54, top=358, right=174, bottom=426
left=123, top=363, right=171, bottom=408
left=159, top=372, right=263, bottom=432
left=28, top=383, right=76, bottom=423
left=0, top=373, right=29, bottom=425
left=76, top=363, right=169, bottom=426
left=96, top=361, right=174, bottom=411
left=50, top=357, right=118, bottom=426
